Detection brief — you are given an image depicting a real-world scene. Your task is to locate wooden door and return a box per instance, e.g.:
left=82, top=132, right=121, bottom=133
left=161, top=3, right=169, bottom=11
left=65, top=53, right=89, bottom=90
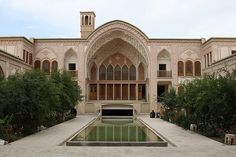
left=122, top=84, right=128, bottom=100
left=89, top=84, right=97, bottom=100
left=114, top=84, right=121, bottom=100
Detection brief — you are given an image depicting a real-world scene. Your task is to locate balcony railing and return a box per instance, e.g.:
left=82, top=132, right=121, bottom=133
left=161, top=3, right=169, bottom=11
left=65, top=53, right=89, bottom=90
left=68, top=70, right=78, bottom=77
left=157, top=70, right=172, bottom=78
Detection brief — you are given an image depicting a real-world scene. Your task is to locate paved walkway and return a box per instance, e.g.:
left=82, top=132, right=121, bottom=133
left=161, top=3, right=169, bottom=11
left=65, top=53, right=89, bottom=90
left=0, top=115, right=235, bottom=157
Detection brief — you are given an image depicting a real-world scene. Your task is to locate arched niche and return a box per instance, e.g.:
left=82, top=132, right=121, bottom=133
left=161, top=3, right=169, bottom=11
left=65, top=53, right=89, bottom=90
left=34, top=60, right=41, bottom=70
left=85, top=24, right=150, bottom=77
left=185, top=60, right=193, bottom=76
left=64, top=49, right=78, bottom=71
left=157, top=49, right=171, bottom=71
left=138, top=63, right=145, bottom=80
left=35, top=48, right=57, bottom=61
left=90, top=63, right=97, bottom=80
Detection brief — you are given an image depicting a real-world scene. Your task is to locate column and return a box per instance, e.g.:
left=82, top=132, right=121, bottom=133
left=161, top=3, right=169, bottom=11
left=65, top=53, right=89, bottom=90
left=136, top=83, right=138, bottom=100
left=91, top=16, right=94, bottom=26
left=113, top=84, right=115, bottom=100
left=193, top=61, right=195, bottom=76
left=105, top=84, right=107, bottom=100
left=97, top=83, right=99, bottom=100
left=87, top=84, right=89, bottom=101
left=121, top=84, right=122, bottom=100
left=128, top=84, right=130, bottom=100
left=83, top=15, right=85, bottom=25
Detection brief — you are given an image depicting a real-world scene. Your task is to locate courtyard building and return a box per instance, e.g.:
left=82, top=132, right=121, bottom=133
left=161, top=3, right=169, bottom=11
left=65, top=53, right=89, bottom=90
left=0, top=11, right=236, bottom=114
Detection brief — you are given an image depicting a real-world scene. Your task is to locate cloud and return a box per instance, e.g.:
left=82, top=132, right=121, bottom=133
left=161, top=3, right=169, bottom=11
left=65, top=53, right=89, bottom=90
left=1, top=0, right=236, bottom=38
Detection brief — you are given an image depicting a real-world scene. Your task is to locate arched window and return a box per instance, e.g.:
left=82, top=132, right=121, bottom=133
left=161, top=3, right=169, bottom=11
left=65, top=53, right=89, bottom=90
left=114, top=65, right=121, bottom=80
left=195, top=61, right=201, bottom=76
left=29, top=53, right=33, bottom=65
left=34, top=60, right=41, bottom=70
left=0, top=66, right=4, bottom=78
left=107, top=64, right=113, bottom=80
left=51, top=61, right=58, bottom=71
left=122, top=65, right=128, bottom=80
left=99, top=64, right=106, bottom=80
left=42, top=60, right=50, bottom=74
left=178, top=61, right=184, bottom=76
left=85, top=16, right=88, bottom=25
left=185, top=60, right=193, bottom=76
left=90, top=64, right=97, bottom=80
left=138, top=63, right=144, bottom=80
left=178, top=86, right=184, bottom=94
left=129, top=65, right=136, bottom=80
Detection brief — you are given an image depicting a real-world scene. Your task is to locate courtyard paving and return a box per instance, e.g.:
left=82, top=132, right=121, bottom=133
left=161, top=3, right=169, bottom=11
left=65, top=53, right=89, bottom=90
left=0, top=115, right=235, bottom=157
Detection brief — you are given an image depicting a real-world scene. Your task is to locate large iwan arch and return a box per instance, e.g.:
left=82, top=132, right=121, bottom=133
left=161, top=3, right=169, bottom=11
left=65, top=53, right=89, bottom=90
left=83, top=21, right=150, bottom=113
left=85, top=20, right=150, bottom=77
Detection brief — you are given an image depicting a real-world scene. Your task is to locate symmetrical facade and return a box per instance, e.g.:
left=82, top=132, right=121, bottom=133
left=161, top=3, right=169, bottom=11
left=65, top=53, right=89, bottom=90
left=0, top=11, right=236, bottom=114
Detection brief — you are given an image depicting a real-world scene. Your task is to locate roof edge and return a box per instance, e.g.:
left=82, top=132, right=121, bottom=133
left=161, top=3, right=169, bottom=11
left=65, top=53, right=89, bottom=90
left=87, top=20, right=149, bottom=40
left=0, top=36, right=33, bottom=45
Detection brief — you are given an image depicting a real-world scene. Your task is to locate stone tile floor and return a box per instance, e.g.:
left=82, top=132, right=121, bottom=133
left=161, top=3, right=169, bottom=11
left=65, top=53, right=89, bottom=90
left=0, top=115, right=235, bottom=157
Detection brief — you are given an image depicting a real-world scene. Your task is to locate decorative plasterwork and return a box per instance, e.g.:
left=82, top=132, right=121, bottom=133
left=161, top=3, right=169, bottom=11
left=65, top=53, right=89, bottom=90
left=179, top=49, right=200, bottom=61
left=87, top=30, right=149, bottom=64
left=88, top=20, right=148, bottom=42
left=35, top=48, right=57, bottom=61
left=84, top=21, right=150, bottom=69
left=64, top=48, right=77, bottom=61
left=157, top=49, right=171, bottom=60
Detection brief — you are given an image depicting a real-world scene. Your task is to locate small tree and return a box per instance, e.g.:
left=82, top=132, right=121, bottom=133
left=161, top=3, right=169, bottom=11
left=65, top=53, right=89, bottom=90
left=50, top=71, right=82, bottom=121
left=3, top=71, right=58, bottom=135
left=159, top=87, right=177, bottom=121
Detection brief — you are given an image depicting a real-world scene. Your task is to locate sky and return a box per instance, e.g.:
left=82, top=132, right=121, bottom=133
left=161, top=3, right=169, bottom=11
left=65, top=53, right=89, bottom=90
left=0, top=0, right=236, bottom=39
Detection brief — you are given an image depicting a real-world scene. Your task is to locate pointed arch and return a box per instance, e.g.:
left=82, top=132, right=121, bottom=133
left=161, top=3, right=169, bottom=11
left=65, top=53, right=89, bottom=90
left=90, top=63, right=97, bottom=80
left=35, top=48, right=57, bottom=61
left=122, top=65, right=128, bottom=80
left=42, top=60, right=50, bottom=74
left=185, top=60, right=193, bottom=76
left=129, top=64, right=136, bottom=80
left=51, top=60, right=58, bottom=71
left=107, top=64, right=113, bottom=80
left=85, top=20, right=150, bottom=71
left=157, top=49, right=171, bottom=73
left=114, top=65, right=121, bottom=80
left=64, top=48, right=77, bottom=71
left=99, top=64, right=106, bottom=80
left=195, top=61, right=201, bottom=76
left=138, top=63, right=144, bottom=80
left=34, top=60, right=41, bottom=70
left=178, top=61, right=184, bottom=76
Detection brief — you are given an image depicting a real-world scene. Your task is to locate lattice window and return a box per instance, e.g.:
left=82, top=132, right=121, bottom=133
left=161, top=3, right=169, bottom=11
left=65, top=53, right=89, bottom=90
left=99, top=64, right=106, bottom=80
left=178, top=61, right=184, bottom=76
left=185, top=60, right=193, bottom=76
left=114, top=65, right=121, bottom=80
left=129, top=65, right=136, bottom=80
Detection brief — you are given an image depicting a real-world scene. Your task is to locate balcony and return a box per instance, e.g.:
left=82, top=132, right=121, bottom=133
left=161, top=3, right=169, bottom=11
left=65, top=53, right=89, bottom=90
left=157, top=70, right=172, bottom=78
left=68, top=70, right=78, bottom=77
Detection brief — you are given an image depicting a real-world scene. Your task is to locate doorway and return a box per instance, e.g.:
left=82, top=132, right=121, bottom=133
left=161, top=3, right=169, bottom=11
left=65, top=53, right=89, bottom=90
left=89, top=84, right=97, bottom=100
left=157, top=84, right=168, bottom=102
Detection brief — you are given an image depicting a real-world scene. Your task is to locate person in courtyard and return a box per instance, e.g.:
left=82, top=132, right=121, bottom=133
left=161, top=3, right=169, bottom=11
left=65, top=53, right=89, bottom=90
left=150, top=110, right=155, bottom=118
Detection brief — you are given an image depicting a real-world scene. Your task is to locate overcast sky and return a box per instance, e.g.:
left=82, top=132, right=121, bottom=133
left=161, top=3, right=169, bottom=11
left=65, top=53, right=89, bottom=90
left=0, top=0, right=236, bottom=39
